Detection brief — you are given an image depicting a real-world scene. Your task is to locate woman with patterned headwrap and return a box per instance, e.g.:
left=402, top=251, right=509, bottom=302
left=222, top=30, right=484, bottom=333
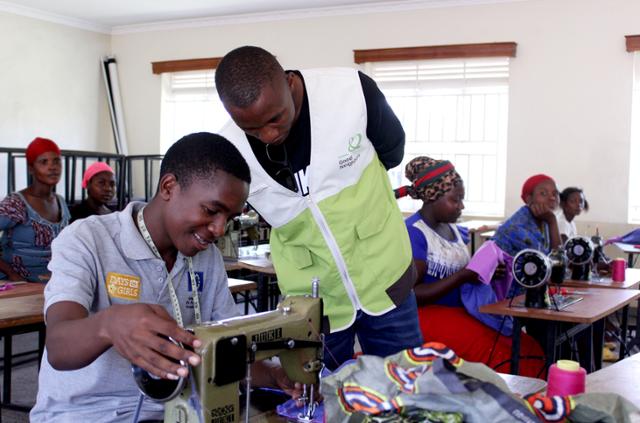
left=398, top=156, right=544, bottom=377
left=0, top=137, right=70, bottom=282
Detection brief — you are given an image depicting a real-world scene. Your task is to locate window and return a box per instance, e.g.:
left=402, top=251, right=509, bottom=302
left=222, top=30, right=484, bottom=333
left=160, top=69, right=229, bottom=153
left=628, top=51, right=640, bottom=222
left=362, top=57, right=510, bottom=216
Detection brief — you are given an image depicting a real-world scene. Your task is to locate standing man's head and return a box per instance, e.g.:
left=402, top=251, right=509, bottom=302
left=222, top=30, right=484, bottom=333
left=215, top=46, right=302, bottom=145
left=154, top=132, right=250, bottom=257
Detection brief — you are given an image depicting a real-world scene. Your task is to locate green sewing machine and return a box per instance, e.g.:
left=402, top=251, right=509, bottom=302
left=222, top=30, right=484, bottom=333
left=133, top=279, right=324, bottom=423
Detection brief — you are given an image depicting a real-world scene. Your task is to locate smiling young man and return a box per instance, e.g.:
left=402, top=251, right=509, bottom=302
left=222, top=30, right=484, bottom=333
left=30, top=133, right=303, bottom=423
left=215, top=46, right=422, bottom=370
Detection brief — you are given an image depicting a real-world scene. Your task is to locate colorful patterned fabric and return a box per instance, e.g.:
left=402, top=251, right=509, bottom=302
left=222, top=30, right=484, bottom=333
left=0, top=192, right=69, bottom=282
left=395, top=157, right=462, bottom=202
left=322, top=343, right=639, bottom=423
left=491, top=206, right=551, bottom=258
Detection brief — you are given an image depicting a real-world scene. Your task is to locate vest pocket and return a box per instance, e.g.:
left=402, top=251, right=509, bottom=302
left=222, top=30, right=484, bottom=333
left=280, top=245, right=313, bottom=270
left=355, top=207, right=390, bottom=240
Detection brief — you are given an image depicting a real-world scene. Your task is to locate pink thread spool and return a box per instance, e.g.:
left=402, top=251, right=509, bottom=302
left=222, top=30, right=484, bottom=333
left=612, top=258, right=626, bottom=282
left=546, top=360, right=586, bottom=397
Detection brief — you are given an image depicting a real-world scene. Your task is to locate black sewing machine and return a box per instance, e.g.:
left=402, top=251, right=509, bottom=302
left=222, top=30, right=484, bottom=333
left=512, top=248, right=573, bottom=309
left=564, top=235, right=610, bottom=281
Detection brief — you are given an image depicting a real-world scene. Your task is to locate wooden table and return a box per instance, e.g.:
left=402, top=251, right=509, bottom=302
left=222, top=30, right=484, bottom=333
left=0, top=283, right=45, bottom=415
left=226, top=246, right=278, bottom=312
left=228, top=278, right=258, bottom=315
left=458, top=220, right=501, bottom=254
left=563, top=268, right=640, bottom=360
left=480, top=288, right=640, bottom=374
left=586, top=353, right=640, bottom=404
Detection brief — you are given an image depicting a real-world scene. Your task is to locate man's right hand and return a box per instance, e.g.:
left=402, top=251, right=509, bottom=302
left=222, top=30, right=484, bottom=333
left=100, top=303, right=202, bottom=380
left=45, top=301, right=201, bottom=380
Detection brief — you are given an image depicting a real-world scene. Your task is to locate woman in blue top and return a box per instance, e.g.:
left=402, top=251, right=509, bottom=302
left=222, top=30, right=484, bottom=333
left=0, top=137, right=70, bottom=282
left=398, top=157, right=544, bottom=377
left=492, top=174, right=562, bottom=257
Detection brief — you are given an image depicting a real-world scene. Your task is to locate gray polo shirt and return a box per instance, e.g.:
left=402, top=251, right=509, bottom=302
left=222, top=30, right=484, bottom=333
left=30, top=201, right=239, bottom=423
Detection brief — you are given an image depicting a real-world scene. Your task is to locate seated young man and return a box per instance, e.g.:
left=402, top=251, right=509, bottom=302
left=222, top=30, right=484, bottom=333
left=30, top=133, right=304, bottom=422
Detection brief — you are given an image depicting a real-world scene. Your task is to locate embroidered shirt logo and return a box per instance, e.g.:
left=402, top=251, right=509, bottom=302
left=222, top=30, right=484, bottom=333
left=187, top=271, right=204, bottom=293
left=348, top=133, right=363, bottom=152
left=338, top=133, right=364, bottom=170
left=106, top=272, right=140, bottom=300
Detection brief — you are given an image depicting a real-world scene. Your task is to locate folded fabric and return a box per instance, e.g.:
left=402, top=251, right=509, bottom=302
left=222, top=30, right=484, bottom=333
left=461, top=241, right=514, bottom=336
left=605, top=228, right=640, bottom=246
left=460, top=283, right=513, bottom=336
left=321, top=342, right=640, bottom=423
left=465, top=240, right=513, bottom=300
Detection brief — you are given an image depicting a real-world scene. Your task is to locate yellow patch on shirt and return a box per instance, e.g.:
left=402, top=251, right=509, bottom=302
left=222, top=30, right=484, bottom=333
left=106, top=272, right=141, bottom=300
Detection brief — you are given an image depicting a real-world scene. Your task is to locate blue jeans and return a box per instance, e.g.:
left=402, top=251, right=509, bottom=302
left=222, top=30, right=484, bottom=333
left=323, top=292, right=423, bottom=370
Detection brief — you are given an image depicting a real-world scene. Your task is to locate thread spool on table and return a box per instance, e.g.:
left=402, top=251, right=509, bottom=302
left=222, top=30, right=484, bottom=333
left=547, top=360, right=586, bottom=397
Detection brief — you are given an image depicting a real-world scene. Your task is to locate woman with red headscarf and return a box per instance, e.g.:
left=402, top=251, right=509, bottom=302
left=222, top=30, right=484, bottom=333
left=492, top=174, right=562, bottom=257
left=0, top=137, right=70, bottom=282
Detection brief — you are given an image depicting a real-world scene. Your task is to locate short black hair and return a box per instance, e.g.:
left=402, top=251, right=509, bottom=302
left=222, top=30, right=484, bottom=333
left=160, top=132, right=251, bottom=190
left=215, top=46, right=284, bottom=108
left=560, top=186, right=589, bottom=211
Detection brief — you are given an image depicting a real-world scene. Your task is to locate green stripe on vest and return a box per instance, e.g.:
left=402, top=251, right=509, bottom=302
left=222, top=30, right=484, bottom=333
left=270, top=159, right=412, bottom=331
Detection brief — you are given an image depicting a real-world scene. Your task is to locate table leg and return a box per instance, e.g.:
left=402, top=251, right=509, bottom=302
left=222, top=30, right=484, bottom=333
left=2, top=335, right=12, bottom=406
left=577, top=323, right=594, bottom=373
left=510, top=318, right=521, bottom=375
left=257, top=274, right=268, bottom=312
left=593, top=319, right=604, bottom=371
left=620, top=305, right=629, bottom=360
left=545, top=322, right=557, bottom=372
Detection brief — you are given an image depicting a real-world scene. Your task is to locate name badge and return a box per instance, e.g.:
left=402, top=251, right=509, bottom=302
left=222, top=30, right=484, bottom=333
left=106, top=272, right=141, bottom=301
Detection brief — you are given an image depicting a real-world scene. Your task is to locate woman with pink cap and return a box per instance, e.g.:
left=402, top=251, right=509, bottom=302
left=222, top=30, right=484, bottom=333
left=0, top=137, right=70, bottom=282
left=70, top=162, right=116, bottom=223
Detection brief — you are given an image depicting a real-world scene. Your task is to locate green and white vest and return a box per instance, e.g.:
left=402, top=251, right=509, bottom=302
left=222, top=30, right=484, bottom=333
left=221, top=68, right=413, bottom=332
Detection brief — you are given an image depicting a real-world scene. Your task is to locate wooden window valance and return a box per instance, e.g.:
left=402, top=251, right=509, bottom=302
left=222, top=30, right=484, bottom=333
left=353, top=42, right=517, bottom=64
left=151, top=57, right=222, bottom=74
left=626, top=35, right=640, bottom=52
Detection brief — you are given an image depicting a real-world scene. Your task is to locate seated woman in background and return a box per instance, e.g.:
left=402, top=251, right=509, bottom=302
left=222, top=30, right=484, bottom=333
left=556, top=187, right=589, bottom=243
left=0, top=137, right=70, bottom=282
left=70, top=162, right=116, bottom=223
left=492, top=174, right=562, bottom=257
left=398, top=156, right=544, bottom=377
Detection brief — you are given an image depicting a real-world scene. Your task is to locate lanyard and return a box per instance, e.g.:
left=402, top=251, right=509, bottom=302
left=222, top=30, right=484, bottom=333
left=136, top=206, right=202, bottom=327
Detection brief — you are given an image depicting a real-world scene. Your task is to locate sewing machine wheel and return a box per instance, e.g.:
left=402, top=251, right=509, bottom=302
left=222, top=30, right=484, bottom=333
left=132, top=337, right=187, bottom=402
left=564, top=236, right=594, bottom=265
left=512, top=249, right=551, bottom=289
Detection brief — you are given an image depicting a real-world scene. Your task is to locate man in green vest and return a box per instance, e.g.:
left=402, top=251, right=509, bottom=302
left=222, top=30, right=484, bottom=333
left=216, top=46, right=422, bottom=370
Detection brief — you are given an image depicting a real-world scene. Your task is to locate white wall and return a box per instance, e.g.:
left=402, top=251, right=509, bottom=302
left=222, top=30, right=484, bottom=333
left=0, top=0, right=629, bottom=239
left=110, top=0, right=640, bottom=236
left=0, top=11, right=113, bottom=152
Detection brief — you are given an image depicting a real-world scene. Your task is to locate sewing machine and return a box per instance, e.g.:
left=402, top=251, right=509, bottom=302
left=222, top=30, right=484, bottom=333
left=512, top=248, right=574, bottom=309
left=133, top=280, right=324, bottom=423
left=565, top=235, right=611, bottom=280
left=215, top=210, right=261, bottom=259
